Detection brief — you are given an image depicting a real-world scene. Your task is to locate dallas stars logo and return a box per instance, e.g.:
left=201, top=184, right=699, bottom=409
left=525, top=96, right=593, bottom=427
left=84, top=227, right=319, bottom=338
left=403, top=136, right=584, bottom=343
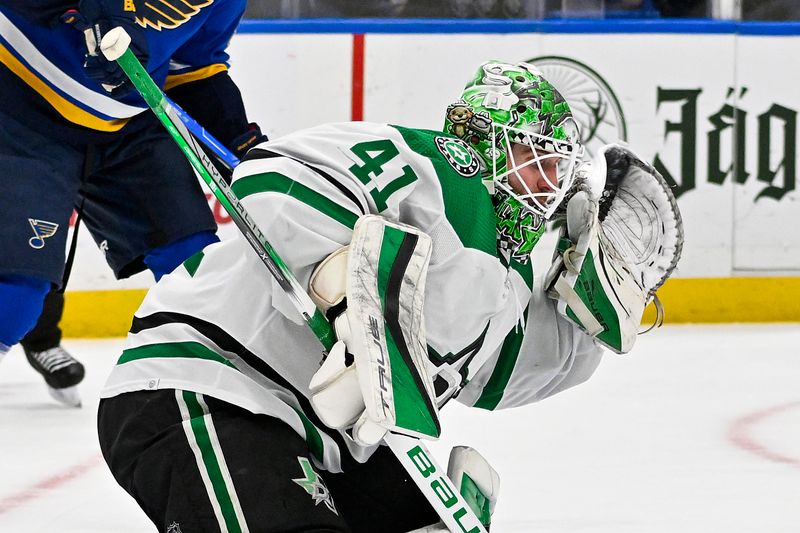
left=166, top=522, right=183, bottom=533
left=292, top=457, right=338, bottom=515
left=435, top=137, right=480, bottom=177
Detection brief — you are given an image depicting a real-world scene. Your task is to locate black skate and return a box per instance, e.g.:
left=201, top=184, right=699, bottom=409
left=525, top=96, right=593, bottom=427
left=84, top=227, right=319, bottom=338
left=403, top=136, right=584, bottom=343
left=24, top=345, right=85, bottom=407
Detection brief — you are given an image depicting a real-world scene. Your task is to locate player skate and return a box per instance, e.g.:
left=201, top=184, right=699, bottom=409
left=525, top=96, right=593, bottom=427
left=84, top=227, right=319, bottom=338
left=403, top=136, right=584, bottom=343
left=23, top=345, right=84, bottom=407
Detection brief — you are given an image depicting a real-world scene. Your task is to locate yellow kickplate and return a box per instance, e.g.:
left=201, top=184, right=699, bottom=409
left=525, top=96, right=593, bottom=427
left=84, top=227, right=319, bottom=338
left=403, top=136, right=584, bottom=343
left=643, top=277, right=800, bottom=324
left=63, top=289, right=147, bottom=338
left=61, top=277, right=800, bottom=338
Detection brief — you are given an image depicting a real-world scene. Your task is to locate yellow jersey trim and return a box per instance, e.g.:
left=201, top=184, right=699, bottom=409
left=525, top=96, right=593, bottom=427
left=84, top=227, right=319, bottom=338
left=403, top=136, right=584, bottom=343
left=164, top=63, right=228, bottom=91
left=0, top=44, right=129, bottom=132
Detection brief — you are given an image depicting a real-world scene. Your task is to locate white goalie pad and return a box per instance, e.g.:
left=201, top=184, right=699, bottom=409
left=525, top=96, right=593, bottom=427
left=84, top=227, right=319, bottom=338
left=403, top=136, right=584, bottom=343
left=309, top=216, right=440, bottom=445
left=346, top=215, right=440, bottom=441
left=546, top=144, right=684, bottom=354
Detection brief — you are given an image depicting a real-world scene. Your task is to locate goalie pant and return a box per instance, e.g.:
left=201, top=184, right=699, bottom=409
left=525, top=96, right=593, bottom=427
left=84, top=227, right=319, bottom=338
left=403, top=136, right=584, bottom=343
left=99, top=388, right=439, bottom=533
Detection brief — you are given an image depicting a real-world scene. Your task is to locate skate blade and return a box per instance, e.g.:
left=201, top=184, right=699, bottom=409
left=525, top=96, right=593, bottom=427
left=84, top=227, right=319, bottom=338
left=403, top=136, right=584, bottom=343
left=48, top=385, right=82, bottom=408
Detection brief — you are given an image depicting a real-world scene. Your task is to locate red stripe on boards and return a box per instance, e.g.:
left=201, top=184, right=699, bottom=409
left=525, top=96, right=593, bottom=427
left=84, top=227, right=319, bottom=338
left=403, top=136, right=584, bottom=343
left=351, top=33, right=365, bottom=121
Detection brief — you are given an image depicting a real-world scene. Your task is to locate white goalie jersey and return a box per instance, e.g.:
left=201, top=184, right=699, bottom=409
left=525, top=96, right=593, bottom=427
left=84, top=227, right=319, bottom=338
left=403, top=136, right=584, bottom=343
left=100, top=122, right=603, bottom=472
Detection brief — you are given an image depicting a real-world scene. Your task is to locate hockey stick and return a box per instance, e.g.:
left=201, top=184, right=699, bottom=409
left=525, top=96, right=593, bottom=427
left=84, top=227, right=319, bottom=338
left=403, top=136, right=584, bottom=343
left=164, top=95, right=239, bottom=172
left=101, top=27, right=487, bottom=533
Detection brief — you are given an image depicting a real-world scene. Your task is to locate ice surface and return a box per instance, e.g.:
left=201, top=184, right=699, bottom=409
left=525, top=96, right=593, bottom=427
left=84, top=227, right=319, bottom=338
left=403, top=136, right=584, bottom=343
left=1, top=325, right=798, bottom=532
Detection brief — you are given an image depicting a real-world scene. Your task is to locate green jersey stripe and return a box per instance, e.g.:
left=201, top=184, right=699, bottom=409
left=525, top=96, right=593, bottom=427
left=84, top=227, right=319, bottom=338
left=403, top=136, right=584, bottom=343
left=179, top=391, right=247, bottom=533
left=119, top=341, right=237, bottom=368
left=130, top=311, right=364, bottom=471
left=292, top=407, right=325, bottom=463
left=183, top=250, right=205, bottom=277
left=472, top=309, right=529, bottom=410
left=232, top=171, right=359, bottom=229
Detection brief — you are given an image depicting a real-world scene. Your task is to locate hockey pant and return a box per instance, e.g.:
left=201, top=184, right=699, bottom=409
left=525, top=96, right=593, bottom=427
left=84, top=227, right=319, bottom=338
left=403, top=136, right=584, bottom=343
left=98, top=389, right=439, bottom=533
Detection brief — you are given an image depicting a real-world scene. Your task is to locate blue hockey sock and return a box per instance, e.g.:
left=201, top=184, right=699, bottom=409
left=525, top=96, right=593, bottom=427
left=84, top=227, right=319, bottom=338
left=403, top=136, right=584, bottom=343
left=144, top=230, right=219, bottom=281
left=0, top=275, right=51, bottom=348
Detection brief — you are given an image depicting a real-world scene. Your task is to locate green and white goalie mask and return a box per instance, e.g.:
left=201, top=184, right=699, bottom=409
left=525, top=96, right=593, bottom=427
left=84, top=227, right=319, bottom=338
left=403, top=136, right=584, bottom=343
left=444, top=60, right=584, bottom=262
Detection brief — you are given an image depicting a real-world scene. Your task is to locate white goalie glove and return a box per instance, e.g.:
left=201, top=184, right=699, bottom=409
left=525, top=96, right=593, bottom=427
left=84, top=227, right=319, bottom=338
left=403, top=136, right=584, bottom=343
left=545, top=144, right=684, bottom=354
left=308, top=215, right=440, bottom=446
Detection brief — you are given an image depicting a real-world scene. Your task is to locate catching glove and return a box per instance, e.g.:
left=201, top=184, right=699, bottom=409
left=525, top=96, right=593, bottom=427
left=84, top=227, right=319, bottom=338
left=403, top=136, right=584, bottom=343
left=545, top=144, right=684, bottom=353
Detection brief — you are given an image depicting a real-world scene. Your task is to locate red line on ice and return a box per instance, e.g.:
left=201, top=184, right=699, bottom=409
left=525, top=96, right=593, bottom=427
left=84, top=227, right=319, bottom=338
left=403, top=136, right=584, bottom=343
left=0, top=453, right=103, bottom=514
left=727, top=401, right=800, bottom=468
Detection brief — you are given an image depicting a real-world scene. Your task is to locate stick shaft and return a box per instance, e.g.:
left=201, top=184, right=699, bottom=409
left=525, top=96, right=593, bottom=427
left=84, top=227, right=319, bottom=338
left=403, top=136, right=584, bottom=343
left=164, top=95, right=239, bottom=171
left=386, top=434, right=489, bottom=533
left=115, top=48, right=335, bottom=351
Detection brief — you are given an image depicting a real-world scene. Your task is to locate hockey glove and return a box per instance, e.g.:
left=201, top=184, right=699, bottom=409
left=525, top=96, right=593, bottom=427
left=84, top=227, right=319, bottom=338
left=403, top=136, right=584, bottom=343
left=61, top=0, right=148, bottom=98
left=208, top=123, right=267, bottom=184
left=308, top=216, right=440, bottom=446
left=229, top=123, right=268, bottom=160
left=201, top=123, right=267, bottom=184
left=545, top=144, right=684, bottom=354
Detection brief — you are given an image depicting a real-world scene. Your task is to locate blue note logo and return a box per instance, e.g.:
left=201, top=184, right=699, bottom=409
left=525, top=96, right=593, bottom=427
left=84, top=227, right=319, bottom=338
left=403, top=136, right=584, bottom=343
left=28, top=219, right=59, bottom=249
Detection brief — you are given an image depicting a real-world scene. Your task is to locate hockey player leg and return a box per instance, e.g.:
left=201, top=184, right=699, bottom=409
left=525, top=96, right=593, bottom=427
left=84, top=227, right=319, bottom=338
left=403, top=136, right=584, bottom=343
left=545, top=144, right=684, bottom=353
left=20, top=290, right=85, bottom=408
left=0, top=276, right=83, bottom=406
left=143, top=230, right=219, bottom=281
left=0, top=275, right=50, bottom=353
left=99, top=389, right=350, bottom=533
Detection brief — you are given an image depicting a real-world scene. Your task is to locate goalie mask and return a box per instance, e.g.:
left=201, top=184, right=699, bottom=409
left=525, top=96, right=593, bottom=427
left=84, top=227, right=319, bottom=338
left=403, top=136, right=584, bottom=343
left=444, top=61, right=584, bottom=261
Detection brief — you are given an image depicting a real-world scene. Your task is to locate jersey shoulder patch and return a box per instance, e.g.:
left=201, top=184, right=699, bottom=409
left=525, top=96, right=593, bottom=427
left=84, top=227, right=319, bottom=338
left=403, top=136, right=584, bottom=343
left=433, top=136, right=480, bottom=177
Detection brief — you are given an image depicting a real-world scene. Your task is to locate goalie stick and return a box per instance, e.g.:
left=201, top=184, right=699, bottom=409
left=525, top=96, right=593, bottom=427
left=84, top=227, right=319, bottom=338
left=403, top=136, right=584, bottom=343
left=101, top=27, right=488, bottom=533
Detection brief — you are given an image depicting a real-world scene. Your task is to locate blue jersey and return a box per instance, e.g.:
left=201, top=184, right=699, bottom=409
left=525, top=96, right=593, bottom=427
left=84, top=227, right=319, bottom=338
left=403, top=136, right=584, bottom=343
left=0, top=0, right=245, bottom=135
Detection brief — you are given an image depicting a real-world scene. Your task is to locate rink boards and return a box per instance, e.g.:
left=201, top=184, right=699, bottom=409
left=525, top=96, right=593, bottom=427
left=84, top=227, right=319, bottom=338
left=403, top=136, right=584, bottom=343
left=62, top=20, right=800, bottom=335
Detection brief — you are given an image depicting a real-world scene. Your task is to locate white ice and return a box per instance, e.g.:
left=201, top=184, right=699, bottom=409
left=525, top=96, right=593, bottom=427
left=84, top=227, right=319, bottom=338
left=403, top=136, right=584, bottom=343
left=1, top=324, right=798, bottom=532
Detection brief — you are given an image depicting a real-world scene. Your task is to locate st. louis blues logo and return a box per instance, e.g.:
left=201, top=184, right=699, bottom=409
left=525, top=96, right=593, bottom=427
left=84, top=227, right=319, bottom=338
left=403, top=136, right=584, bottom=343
left=28, top=219, right=59, bottom=249
left=134, top=0, right=214, bottom=30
